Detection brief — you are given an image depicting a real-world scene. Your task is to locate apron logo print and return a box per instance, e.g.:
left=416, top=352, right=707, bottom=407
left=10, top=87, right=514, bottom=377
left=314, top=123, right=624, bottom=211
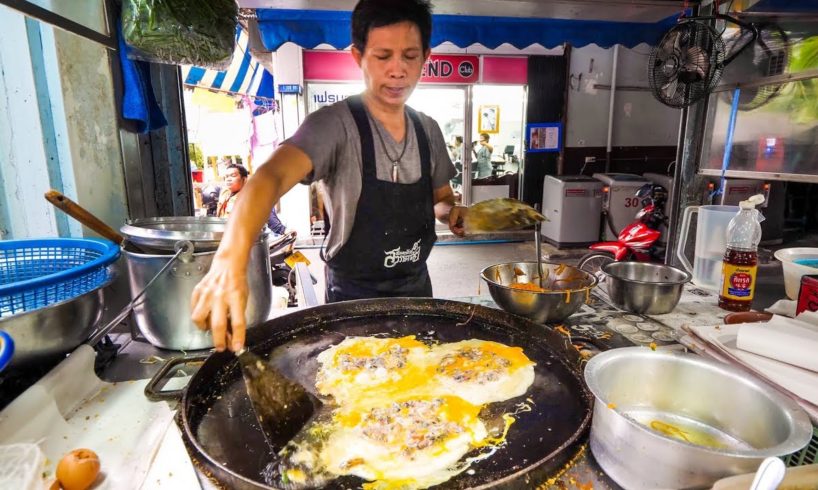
left=384, top=239, right=422, bottom=268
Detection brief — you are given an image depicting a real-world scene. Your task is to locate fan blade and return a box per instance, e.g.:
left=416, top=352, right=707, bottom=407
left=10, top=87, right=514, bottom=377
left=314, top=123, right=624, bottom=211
left=683, top=46, right=708, bottom=81
left=662, top=77, right=679, bottom=100
left=673, top=28, right=683, bottom=51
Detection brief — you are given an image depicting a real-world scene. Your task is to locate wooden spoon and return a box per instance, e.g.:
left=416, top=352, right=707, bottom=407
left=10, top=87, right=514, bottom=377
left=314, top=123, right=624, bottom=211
left=44, top=190, right=124, bottom=244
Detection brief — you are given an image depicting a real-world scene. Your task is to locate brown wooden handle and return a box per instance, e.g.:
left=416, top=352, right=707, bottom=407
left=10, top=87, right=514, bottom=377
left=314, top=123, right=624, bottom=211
left=45, top=189, right=124, bottom=244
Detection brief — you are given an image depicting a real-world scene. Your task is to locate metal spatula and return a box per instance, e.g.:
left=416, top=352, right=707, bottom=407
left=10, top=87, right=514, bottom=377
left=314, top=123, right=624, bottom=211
left=464, top=198, right=547, bottom=233
left=237, top=349, right=321, bottom=449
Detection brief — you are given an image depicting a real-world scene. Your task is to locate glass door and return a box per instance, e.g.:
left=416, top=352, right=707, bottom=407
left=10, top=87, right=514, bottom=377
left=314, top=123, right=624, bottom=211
left=469, top=85, right=527, bottom=204
left=408, top=86, right=468, bottom=205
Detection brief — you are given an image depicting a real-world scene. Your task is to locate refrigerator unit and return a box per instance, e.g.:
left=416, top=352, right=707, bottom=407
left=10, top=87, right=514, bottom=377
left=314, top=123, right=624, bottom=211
left=705, top=178, right=783, bottom=245
left=541, top=175, right=603, bottom=248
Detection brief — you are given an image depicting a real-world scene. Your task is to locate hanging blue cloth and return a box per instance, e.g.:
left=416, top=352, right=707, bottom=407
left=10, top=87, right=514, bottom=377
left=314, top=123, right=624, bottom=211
left=256, top=9, right=679, bottom=51
left=117, top=22, right=167, bottom=133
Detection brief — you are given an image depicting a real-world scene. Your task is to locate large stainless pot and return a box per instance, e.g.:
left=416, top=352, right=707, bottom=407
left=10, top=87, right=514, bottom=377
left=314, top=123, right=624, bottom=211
left=584, top=347, right=812, bottom=489
left=122, top=218, right=274, bottom=350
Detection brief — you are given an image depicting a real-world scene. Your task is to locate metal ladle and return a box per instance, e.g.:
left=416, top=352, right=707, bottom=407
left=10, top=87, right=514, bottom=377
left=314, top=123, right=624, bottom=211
left=534, top=204, right=544, bottom=287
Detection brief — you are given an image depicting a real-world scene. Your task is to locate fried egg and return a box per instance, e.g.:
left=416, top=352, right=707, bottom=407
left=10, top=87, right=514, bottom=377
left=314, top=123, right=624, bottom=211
left=288, top=336, right=536, bottom=490
left=315, top=336, right=431, bottom=404
left=320, top=395, right=487, bottom=488
left=427, top=339, right=535, bottom=405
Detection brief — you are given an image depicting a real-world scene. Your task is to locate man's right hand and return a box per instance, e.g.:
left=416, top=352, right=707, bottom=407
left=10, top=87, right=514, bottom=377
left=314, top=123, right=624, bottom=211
left=190, top=255, right=249, bottom=352
left=189, top=144, right=314, bottom=352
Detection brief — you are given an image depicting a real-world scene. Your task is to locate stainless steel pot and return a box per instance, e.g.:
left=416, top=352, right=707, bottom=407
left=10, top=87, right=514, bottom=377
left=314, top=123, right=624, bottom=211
left=584, top=347, right=812, bottom=490
left=123, top=235, right=272, bottom=350
left=481, top=262, right=597, bottom=323
left=121, top=216, right=229, bottom=252
left=603, top=261, right=691, bottom=314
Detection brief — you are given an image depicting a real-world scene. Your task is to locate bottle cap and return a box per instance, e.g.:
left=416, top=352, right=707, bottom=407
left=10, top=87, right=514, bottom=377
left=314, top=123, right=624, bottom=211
left=739, top=194, right=765, bottom=209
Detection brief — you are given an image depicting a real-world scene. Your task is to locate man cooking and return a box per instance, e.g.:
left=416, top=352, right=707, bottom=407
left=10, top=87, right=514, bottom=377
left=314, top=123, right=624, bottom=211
left=191, top=0, right=467, bottom=352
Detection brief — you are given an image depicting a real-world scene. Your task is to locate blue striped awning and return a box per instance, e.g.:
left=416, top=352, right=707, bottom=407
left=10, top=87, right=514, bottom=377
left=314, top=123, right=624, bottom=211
left=182, top=28, right=275, bottom=99
left=256, top=9, right=679, bottom=51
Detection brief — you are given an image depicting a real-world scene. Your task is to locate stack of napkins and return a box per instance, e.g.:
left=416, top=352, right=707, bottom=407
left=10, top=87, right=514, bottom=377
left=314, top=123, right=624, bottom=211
left=681, top=313, right=818, bottom=424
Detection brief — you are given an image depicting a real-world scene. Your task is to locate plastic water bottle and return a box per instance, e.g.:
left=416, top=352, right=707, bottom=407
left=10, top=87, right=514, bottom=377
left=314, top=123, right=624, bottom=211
left=718, top=194, right=765, bottom=311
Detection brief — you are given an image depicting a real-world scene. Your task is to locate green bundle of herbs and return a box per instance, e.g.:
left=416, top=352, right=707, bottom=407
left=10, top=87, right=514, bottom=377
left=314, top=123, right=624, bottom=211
left=122, top=0, right=238, bottom=69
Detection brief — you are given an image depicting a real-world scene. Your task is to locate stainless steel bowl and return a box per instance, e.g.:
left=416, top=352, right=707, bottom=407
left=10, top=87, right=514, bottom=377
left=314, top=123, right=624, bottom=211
left=584, top=347, right=813, bottom=490
left=603, top=261, right=691, bottom=314
left=480, top=262, right=597, bottom=323
left=0, top=277, right=111, bottom=367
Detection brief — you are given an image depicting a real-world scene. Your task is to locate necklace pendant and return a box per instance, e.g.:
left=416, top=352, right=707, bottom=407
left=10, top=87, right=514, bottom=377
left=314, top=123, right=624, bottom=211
left=392, top=162, right=399, bottom=183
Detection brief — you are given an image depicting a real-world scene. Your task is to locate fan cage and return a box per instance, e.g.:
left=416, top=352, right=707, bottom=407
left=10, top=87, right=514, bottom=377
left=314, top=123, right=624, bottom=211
left=649, top=20, right=726, bottom=109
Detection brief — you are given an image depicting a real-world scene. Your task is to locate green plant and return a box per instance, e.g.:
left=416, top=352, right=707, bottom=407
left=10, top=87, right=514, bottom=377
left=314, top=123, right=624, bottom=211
left=766, top=36, right=818, bottom=124
left=189, top=143, right=205, bottom=169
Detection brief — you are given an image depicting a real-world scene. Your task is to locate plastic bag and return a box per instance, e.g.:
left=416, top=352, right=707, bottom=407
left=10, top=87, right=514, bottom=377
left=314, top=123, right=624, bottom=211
left=122, top=0, right=237, bottom=69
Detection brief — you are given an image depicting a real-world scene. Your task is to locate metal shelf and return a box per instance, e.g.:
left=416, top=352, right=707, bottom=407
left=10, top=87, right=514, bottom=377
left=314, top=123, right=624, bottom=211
left=699, top=168, right=818, bottom=184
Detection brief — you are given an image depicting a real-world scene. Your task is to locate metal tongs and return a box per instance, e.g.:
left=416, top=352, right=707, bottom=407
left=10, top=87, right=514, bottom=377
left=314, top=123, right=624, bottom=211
left=463, top=198, right=547, bottom=234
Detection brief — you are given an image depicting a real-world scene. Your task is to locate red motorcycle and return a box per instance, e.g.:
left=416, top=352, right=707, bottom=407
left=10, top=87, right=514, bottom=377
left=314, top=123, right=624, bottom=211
left=578, top=183, right=668, bottom=276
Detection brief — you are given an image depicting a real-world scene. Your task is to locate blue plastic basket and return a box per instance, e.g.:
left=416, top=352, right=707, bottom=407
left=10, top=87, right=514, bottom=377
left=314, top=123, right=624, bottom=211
left=0, top=238, right=120, bottom=317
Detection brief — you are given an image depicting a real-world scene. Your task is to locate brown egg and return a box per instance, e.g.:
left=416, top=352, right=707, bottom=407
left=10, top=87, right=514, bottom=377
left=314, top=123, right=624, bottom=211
left=56, top=448, right=100, bottom=490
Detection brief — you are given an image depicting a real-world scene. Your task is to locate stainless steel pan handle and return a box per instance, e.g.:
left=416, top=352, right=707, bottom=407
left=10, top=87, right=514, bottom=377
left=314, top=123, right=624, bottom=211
left=268, top=230, right=297, bottom=255
left=86, top=240, right=194, bottom=346
left=144, top=353, right=209, bottom=401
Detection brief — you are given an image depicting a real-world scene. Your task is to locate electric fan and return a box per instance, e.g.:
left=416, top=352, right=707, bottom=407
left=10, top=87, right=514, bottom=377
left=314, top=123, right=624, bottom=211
left=649, top=15, right=763, bottom=109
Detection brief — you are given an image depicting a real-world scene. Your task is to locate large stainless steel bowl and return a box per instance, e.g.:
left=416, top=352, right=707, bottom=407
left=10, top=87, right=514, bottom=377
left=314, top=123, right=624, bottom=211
left=481, top=262, right=597, bottom=323
left=584, top=347, right=813, bottom=490
left=603, top=261, right=691, bottom=314
left=0, top=277, right=111, bottom=367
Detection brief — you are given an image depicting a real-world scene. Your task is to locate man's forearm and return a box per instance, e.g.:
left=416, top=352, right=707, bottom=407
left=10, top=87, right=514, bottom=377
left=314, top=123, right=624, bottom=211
left=435, top=199, right=455, bottom=223
left=433, top=184, right=458, bottom=223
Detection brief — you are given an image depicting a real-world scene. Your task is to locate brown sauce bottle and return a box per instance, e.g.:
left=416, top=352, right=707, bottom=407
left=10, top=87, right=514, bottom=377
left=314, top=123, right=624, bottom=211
left=718, top=247, right=758, bottom=312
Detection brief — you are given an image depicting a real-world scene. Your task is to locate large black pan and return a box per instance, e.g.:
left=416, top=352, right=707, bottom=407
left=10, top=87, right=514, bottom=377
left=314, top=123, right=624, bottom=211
left=146, top=298, right=593, bottom=489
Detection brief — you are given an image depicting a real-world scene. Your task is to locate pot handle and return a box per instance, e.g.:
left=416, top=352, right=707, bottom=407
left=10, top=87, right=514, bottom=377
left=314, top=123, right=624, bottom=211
left=144, top=353, right=209, bottom=402
left=675, top=206, right=697, bottom=274
left=268, top=231, right=297, bottom=255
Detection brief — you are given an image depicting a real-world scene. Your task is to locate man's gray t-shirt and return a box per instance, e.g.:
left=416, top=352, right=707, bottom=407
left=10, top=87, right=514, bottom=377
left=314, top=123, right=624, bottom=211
left=284, top=98, right=456, bottom=260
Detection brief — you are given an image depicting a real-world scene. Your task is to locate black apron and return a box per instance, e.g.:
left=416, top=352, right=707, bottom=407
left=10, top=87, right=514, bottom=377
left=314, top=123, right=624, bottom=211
left=322, top=96, right=437, bottom=303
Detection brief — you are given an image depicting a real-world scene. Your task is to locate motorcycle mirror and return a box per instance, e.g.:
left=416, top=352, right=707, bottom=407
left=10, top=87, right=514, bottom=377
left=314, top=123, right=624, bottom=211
left=635, top=183, right=653, bottom=198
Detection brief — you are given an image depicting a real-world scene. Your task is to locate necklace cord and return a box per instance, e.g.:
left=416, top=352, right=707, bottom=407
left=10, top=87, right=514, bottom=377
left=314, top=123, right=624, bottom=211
left=370, top=112, right=410, bottom=182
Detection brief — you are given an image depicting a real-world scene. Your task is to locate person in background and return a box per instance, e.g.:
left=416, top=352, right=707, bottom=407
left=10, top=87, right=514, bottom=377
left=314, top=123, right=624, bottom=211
left=447, top=135, right=464, bottom=191
left=217, top=163, right=286, bottom=234
left=447, top=135, right=463, bottom=163
left=472, top=132, right=493, bottom=179
left=190, top=0, right=467, bottom=352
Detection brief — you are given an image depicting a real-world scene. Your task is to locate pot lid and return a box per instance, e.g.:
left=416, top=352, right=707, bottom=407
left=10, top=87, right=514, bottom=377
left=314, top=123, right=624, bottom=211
left=121, top=217, right=264, bottom=251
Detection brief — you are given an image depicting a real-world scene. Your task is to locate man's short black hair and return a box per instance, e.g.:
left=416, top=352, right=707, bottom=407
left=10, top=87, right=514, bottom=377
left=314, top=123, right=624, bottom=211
left=226, top=163, right=249, bottom=179
left=352, top=0, right=433, bottom=53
